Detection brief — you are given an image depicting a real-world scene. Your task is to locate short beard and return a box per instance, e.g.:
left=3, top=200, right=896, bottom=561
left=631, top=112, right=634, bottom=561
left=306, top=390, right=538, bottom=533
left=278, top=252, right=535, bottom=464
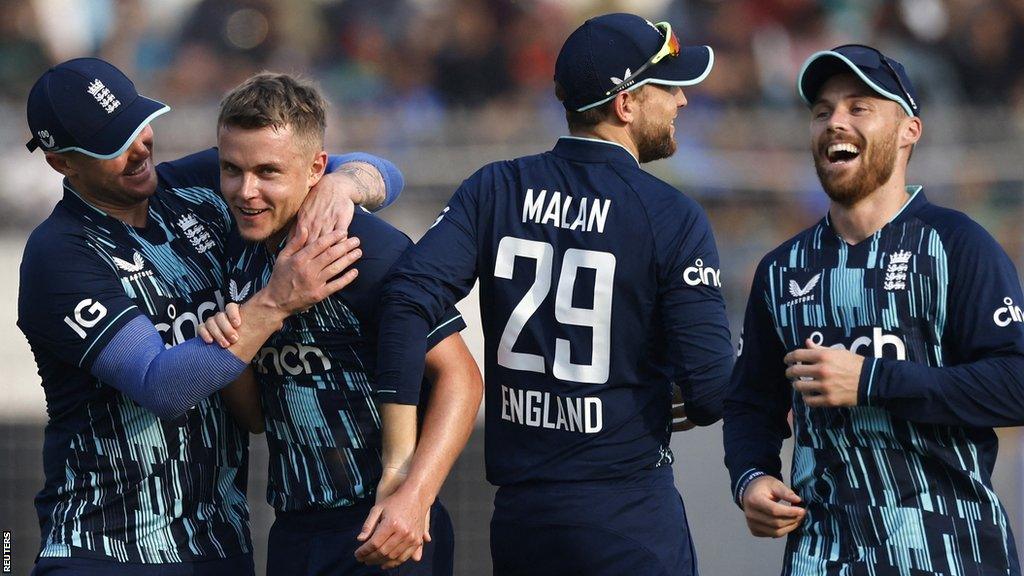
left=635, top=113, right=676, bottom=163
left=814, top=129, right=898, bottom=206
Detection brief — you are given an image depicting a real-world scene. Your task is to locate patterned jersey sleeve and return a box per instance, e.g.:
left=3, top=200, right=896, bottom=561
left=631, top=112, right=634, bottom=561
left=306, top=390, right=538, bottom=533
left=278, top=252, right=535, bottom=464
left=722, top=257, right=794, bottom=506
left=650, top=192, right=733, bottom=425
left=377, top=170, right=483, bottom=405
left=159, top=148, right=221, bottom=192
left=862, top=216, right=1024, bottom=426
left=18, top=227, right=143, bottom=371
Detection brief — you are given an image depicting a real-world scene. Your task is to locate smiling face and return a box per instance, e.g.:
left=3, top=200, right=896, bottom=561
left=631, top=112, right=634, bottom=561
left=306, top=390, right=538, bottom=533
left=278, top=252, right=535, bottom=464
left=810, top=73, right=909, bottom=206
left=53, top=124, right=159, bottom=207
left=632, top=84, right=686, bottom=163
left=217, top=123, right=326, bottom=245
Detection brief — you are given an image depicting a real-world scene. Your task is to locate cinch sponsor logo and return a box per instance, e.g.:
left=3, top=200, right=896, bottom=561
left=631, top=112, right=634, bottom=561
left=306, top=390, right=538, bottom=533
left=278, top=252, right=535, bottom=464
left=808, top=327, right=907, bottom=360
left=254, top=343, right=332, bottom=376
left=499, top=384, right=603, bottom=433
left=64, top=298, right=108, bottom=339
left=994, top=297, right=1024, bottom=327
left=786, top=273, right=821, bottom=306
left=683, top=258, right=721, bottom=287
left=153, top=291, right=226, bottom=347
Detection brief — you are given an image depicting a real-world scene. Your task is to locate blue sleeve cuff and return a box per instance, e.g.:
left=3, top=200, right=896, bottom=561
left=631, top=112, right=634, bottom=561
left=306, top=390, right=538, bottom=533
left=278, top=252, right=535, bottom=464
left=327, top=152, right=404, bottom=211
left=857, top=357, right=879, bottom=407
left=734, top=468, right=768, bottom=509
left=426, top=310, right=466, bottom=350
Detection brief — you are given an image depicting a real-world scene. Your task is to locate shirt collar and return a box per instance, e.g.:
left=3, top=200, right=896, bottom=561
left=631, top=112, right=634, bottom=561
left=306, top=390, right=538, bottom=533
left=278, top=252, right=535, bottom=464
left=824, top=185, right=927, bottom=239
left=551, top=136, right=640, bottom=167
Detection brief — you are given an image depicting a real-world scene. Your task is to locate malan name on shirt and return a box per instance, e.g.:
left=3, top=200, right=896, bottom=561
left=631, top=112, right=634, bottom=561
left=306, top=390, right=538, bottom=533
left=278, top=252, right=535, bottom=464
left=522, top=188, right=611, bottom=234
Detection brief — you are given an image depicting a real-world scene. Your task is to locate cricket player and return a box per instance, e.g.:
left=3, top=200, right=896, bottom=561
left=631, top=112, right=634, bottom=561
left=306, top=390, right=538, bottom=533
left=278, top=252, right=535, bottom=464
left=18, top=58, right=402, bottom=576
left=198, top=73, right=483, bottom=576
left=366, top=13, right=734, bottom=575
left=723, top=44, right=1024, bottom=574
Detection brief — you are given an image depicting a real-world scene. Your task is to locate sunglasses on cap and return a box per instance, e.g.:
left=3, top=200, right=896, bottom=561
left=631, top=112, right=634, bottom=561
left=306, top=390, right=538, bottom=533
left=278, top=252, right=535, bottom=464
left=833, top=43, right=918, bottom=115
left=604, top=22, right=681, bottom=97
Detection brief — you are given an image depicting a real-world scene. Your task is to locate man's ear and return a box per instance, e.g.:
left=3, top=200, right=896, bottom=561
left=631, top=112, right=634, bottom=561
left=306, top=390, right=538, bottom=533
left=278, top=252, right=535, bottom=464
left=612, top=89, right=642, bottom=124
left=307, top=150, right=328, bottom=188
left=44, top=152, right=76, bottom=178
left=900, top=115, right=922, bottom=148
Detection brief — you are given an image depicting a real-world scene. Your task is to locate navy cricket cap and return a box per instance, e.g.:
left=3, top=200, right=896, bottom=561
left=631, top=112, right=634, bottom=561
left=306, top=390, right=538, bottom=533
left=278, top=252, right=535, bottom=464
left=26, top=57, right=169, bottom=159
left=798, top=44, right=919, bottom=117
left=554, top=13, right=713, bottom=112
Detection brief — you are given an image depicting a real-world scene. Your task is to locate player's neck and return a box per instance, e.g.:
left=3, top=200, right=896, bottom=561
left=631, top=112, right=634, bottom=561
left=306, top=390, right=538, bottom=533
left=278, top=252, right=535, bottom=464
left=67, top=179, right=150, bottom=228
left=265, top=225, right=290, bottom=254
left=828, top=177, right=911, bottom=244
left=570, top=126, right=639, bottom=162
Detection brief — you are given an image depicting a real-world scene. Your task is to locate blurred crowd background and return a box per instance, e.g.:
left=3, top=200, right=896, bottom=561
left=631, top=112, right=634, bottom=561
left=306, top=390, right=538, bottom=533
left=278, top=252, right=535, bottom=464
left=0, top=0, right=1022, bottom=305
left=1, top=0, right=1023, bottom=574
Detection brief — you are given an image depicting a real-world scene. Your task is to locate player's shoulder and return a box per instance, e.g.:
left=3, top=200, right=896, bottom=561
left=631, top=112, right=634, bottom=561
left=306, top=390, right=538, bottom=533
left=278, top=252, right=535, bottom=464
left=625, top=169, right=709, bottom=231
left=22, top=204, right=91, bottom=266
left=156, top=148, right=226, bottom=205
left=459, top=157, right=524, bottom=192
left=915, top=200, right=1005, bottom=258
left=757, top=220, right=828, bottom=271
left=348, top=209, right=412, bottom=254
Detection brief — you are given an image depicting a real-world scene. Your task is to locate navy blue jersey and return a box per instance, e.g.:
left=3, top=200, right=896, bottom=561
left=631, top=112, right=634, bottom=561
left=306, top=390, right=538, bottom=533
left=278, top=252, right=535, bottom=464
left=17, top=149, right=250, bottom=563
left=723, top=188, right=1024, bottom=574
left=378, top=137, right=733, bottom=486
left=224, top=210, right=464, bottom=512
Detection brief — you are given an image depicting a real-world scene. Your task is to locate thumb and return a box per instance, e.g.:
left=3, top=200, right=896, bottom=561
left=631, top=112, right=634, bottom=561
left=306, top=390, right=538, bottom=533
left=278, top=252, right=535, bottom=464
left=771, top=482, right=801, bottom=504
left=357, top=506, right=383, bottom=541
left=805, top=337, right=822, bottom=349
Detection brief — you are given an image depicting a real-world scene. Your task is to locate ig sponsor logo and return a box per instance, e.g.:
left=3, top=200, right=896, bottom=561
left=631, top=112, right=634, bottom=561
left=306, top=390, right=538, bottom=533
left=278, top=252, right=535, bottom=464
left=993, top=297, right=1024, bottom=327
left=64, top=299, right=108, bottom=339
left=683, top=258, right=721, bottom=287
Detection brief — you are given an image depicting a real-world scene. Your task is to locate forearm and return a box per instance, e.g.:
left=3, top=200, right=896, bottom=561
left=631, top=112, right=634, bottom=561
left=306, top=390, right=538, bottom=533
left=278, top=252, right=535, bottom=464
left=93, top=316, right=247, bottom=420
left=722, top=398, right=789, bottom=505
left=220, top=290, right=290, bottom=362
left=377, top=300, right=433, bottom=405
left=864, top=353, right=1024, bottom=427
left=327, top=153, right=404, bottom=211
left=666, top=296, right=734, bottom=425
left=220, top=368, right=264, bottom=433
left=380, top=403, right=419, bottom=474
left=403, top=354, right=482, bottom=505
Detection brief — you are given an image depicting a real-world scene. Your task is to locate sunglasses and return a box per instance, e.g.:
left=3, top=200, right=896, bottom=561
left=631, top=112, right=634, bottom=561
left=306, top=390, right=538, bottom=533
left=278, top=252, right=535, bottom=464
left=833, top=44, right=918, bottom=115
left=604, top=22, right=681, bottom=97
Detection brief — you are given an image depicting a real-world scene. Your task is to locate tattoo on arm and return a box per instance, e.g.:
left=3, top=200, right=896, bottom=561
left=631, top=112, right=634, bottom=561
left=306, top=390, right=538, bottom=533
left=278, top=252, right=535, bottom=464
left=338, top=162, right=386, bottom=210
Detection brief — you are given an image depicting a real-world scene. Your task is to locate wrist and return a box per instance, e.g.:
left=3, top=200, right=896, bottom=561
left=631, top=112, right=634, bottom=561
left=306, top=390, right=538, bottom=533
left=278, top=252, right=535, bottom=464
left=735, top=469, right=768, bottom=508
left=246, top=291, right=288, bottom=330
left=395, top=475, right=433, bottom=507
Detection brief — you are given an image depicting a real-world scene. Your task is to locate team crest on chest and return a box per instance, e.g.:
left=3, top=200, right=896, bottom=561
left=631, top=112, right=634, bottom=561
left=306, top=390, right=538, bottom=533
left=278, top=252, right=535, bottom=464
left=884, top=250, right=911, bottom=291
left=178, top=213, right=215, bottom=254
